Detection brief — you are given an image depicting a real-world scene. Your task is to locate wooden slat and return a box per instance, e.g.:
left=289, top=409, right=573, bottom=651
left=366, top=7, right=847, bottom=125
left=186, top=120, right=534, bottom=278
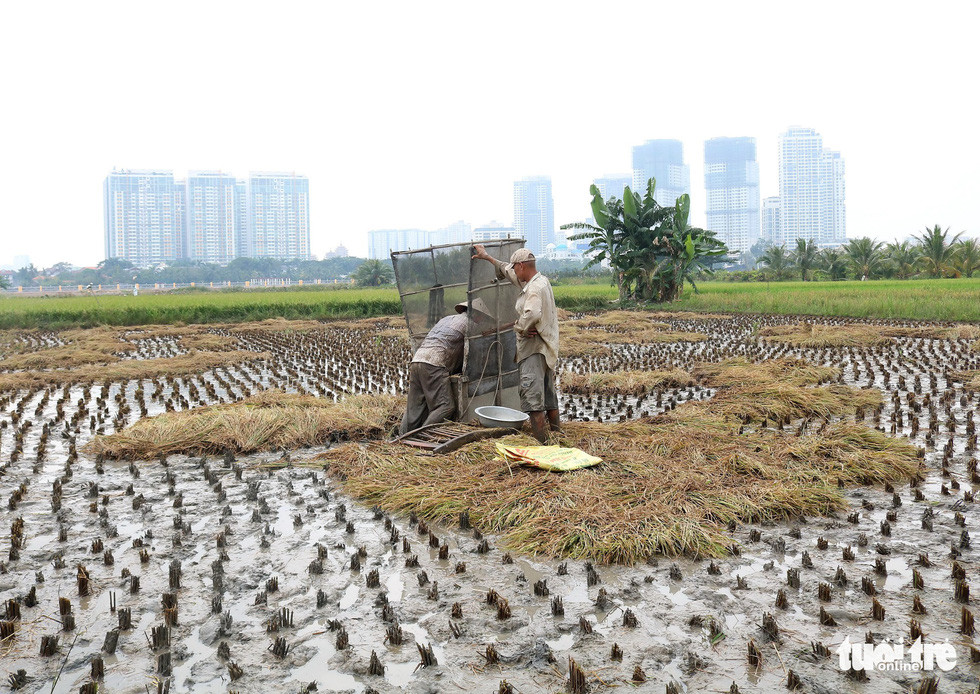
left=402, top=441, right=440, bottom=450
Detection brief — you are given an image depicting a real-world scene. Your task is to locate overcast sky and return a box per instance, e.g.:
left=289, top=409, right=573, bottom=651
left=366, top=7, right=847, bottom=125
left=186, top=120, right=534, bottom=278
left=2, top=0, right=977, bottom=267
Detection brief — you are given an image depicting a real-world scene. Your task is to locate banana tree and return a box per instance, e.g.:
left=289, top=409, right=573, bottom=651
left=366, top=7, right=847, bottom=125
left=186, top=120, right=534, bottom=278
left=563, top=179, right=729, bottom=304
left=618, top=192, right=728, bottom=302
left=561, top=184, right=629, bottom=301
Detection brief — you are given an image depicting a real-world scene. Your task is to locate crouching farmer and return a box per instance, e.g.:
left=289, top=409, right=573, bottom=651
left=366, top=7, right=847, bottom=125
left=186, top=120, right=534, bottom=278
left=399, top=300, right=488, bottom=435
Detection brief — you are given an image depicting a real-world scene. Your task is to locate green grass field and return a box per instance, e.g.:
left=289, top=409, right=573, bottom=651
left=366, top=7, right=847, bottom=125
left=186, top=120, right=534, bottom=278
left=0, top=285, right=615, bottom=329
left=1, top=278, right=977, bottom=329
left=673, top=277, right=980, bottom=322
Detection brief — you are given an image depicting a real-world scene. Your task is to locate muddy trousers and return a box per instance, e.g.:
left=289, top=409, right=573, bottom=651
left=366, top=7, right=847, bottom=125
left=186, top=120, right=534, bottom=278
left=399, top=362, right=455, bottom=435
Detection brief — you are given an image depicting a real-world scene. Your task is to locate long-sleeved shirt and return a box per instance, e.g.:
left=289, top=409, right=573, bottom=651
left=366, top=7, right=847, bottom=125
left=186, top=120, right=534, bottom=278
left=411, top=312, right=468, bottom=371
left=490, top=258, right=559, bottom=369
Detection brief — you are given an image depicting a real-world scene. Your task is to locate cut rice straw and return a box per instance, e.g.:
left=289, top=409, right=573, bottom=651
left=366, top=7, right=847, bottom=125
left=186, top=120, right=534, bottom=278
left=322, top=358, right=918, bottom=563
left=758, top=323, right=893, bottom=348
left=560, top=369, right=694, bottom=396
left=85, top=391, right=403, bottom=459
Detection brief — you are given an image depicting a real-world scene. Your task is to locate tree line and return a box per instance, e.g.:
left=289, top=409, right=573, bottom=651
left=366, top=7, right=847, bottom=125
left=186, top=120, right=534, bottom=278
left=2, top=256, right=367, bottom=289
left=1, top=252, right=610, bottom=291
left=723, top=226, right=978, bottom=282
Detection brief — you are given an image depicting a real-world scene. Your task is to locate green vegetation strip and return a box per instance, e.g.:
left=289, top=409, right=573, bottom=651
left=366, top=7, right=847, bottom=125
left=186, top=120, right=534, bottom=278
left=0, top=285, right=616, bottom=329
left=3, top=277, right=979, bottom=329
left=671, top=277, right=980, bottom=322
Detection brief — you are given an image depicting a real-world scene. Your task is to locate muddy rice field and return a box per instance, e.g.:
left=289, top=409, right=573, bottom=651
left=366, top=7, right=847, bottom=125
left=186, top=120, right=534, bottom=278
left=1, top=313, right=980, bottom=693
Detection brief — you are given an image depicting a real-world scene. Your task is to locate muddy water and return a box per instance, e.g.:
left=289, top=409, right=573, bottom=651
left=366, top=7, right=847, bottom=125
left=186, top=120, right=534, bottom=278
left=1, top=315, right=979, bottom=693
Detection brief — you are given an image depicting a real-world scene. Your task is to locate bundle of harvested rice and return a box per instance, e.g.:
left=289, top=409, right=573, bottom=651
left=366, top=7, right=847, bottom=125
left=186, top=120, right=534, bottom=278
left=705, top=383, right=881, bottom=424
left=758, top=324, right=893, bottom=348
left=560, top=369, right=694, bottom=396
left=568, top=311, right=671, bottom=330
left=85, top=391, right=404, bottom=460
left=951, top=370, right=980, bottom=391
left=880, top=325, right=980, bottom=340
left=692, top=358, right=839, bottom=388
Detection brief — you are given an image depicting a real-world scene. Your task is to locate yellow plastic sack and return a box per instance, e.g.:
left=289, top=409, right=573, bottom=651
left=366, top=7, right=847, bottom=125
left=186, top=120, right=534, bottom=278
left=495, top=443, right=602, bottom=472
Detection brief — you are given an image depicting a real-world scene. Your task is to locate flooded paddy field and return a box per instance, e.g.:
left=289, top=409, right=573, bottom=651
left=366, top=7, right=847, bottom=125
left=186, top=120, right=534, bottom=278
left=1, top=313, right=979, bottom=693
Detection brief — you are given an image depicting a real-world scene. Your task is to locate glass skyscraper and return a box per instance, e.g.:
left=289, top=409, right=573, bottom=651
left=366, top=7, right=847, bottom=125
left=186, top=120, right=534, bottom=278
left=704, top=137, right=761, bottom=254
left=104, top=170, right=183, bottom=266
left=513, top=176, right=555, bottom=256
left=778, top=127, right=846, bottom=247
left=631, top=139, right=690, bottom=207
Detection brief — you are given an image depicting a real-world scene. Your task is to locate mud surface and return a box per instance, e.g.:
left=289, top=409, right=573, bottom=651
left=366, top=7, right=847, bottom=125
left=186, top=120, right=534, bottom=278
left=1, top=314, right=980, bottom=693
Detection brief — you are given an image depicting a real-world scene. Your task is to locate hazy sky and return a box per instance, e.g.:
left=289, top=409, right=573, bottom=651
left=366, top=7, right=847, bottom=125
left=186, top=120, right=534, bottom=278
left=2, top=1, right=977, bottom=267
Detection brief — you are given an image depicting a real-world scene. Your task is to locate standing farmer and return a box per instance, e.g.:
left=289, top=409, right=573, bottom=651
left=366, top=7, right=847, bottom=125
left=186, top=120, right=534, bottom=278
left=471, top=245, right=559, bottom=442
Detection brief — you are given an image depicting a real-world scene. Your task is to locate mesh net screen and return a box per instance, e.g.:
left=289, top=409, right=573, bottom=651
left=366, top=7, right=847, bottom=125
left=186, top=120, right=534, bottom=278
left=464, top=239, right=524, bottom=399
left=392, top=244, right=472, bottom=348
left=392, top=239, right=525, bottom=403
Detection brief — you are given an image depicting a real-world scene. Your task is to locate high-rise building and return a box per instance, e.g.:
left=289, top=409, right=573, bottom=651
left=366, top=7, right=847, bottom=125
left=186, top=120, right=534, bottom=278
left=592, top=174, right=632, bottom=201
left=234, top=180, right=249, bottom=258
left=104, top=170, right=184, bottom=266
left=631, top=139, right=690, bottom=207
left=762, top=197, right=781, bottom=245
left=105, top=169, right=312, bottom=264
left=513, top=176, right=555, bottom=255
left=472, top=223, right=517, bottom=243
left=184, top=172, right=238, bottom=263
left=368, top=229, right=430, bottom=259
left=819, top=151, right=846, bottom=245
left=777, top=127, right=845, bottom=247
left=704, top=137, right=760, bottom=254
left=248, top=173, right=311, bottom=260
left=429, top=220, right=472, bottom=246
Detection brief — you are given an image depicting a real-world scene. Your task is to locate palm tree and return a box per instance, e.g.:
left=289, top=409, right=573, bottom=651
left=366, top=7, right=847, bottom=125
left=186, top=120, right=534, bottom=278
left=353, top=259, right=394, bottom=287
left=758, top=245, right=791, bottom=279
left=886, top=241, right=920, bottom=279
left=953, top=238, right=980, bottom=278
left=791, top=238, right=819, bottom=281
left=845, top=238, right=886, bottom=280
left=916, top=225, right=963, bottom=277
left=819, top=247, right=849, bottom=281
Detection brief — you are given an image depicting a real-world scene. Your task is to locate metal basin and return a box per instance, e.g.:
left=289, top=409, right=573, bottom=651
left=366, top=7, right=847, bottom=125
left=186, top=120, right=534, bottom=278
left=474, top=406, right=529, bottom=429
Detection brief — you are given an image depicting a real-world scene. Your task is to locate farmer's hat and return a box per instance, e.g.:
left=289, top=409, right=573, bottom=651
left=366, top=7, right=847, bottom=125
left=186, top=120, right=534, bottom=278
left=454, top=297, right=493, bottom=318
left=509, top=248, right=535, bottom=264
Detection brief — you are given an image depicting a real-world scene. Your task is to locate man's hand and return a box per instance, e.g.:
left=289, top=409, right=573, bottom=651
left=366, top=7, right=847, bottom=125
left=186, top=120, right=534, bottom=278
left=472, top=244, right=492, bottom=261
